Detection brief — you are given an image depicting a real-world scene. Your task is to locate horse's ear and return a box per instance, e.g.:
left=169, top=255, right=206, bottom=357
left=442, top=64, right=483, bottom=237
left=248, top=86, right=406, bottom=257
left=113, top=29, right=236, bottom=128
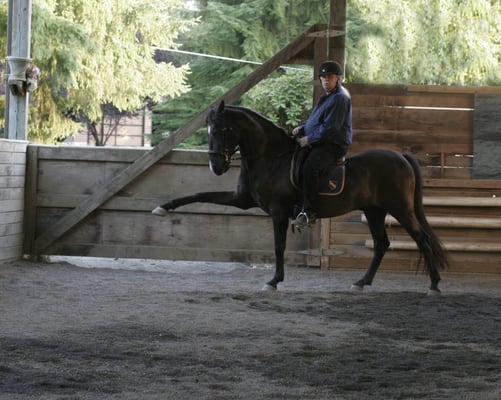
left=217, top=100, right=225, bottom=113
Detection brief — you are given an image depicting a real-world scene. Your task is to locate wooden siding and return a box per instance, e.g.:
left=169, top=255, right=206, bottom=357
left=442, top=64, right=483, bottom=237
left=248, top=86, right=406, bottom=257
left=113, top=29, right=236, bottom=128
left=323, top=85, right=501, bottom=274
left=25, top=146, right=314, bottom=265
left=0, top=139, right=28, bottom=263
left=22, top=85, right=501, bottom=275
left=346, top=84, right=479, bottom=179
left=326, top=181, right=501, bottom=274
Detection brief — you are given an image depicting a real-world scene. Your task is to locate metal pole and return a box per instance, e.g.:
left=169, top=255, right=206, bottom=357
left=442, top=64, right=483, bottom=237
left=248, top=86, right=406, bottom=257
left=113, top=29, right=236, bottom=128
left=5, top=0, right=32, bottom=140
left=3, top=0, right=13, bottom=138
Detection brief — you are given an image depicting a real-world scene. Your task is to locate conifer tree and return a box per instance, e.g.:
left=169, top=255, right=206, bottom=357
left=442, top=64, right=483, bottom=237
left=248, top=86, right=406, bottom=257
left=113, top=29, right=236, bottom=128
left=1, top=0, right=197, bottom=143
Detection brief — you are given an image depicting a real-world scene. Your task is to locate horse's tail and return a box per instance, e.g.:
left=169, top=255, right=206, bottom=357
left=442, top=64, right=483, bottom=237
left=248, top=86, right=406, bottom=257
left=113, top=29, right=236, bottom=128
left=403, top=153, right=449, bottom=272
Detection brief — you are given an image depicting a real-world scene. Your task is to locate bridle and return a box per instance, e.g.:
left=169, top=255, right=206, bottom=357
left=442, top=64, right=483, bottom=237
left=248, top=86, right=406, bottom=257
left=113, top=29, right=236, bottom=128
left=208, top=126, right=240, bottom=164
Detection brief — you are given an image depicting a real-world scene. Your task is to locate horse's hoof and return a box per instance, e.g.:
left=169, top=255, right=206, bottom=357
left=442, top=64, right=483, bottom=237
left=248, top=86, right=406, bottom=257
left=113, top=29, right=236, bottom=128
left=261, top=284, right=277, bottom=292
left=427, top=289, right=441, bottom=297
left=152, top=206, right=168, bottom=216
left=350, top=284, right=364, bottom=293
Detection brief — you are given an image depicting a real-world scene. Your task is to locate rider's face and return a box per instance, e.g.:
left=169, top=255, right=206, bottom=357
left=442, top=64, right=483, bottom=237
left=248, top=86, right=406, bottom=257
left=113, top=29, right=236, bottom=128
left=319, top=74, right=339, bottom=94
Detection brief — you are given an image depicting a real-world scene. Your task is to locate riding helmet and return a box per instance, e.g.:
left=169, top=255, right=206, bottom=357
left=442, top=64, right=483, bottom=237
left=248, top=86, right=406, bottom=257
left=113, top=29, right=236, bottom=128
left=318, top=60, right=343, bottom=77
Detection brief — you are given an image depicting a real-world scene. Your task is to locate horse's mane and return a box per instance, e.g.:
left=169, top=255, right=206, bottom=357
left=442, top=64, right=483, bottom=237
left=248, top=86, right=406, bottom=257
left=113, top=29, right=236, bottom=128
left=224, top=105, right=289, bottom=137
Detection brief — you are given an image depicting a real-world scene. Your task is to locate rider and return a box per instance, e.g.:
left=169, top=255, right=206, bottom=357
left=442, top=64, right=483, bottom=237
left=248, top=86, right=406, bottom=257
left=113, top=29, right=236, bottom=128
left=292, top=60, right=352, bottom=228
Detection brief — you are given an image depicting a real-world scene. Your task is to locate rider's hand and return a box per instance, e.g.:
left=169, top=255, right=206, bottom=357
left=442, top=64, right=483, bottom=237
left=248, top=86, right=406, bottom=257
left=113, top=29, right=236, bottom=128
left=292, top=126, right=304, bottom=138
left=298, top=136, right=309, bottom=147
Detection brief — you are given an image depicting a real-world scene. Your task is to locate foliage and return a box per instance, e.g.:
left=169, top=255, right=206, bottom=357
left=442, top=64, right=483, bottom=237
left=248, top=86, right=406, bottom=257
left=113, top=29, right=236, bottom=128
left=153, top=0, right=500, bottom=149
left=347, top=0, right=501, bottom=85
left=3, top=0, right=500, bottom=145
left=242, top=68, right=313, bottom=131
left=150, top=90, right=209, bottom=148
left=2, top=0, right=198, bottom=143
left=152, top=0, right=328, bottom=148
left=0, top=96, right=4, bottom=130
left=150, top=52, right=236, bottom=148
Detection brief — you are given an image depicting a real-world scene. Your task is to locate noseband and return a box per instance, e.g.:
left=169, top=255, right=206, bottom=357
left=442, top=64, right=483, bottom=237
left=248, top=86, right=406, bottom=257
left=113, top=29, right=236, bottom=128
left=208, top=126, right=240, bottom=164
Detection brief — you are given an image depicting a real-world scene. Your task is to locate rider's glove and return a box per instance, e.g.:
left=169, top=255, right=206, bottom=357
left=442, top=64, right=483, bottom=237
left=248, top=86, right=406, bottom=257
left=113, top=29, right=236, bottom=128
left=298, top=136, right=309, bottom=148
left=292, top=126, right=304, bottom=138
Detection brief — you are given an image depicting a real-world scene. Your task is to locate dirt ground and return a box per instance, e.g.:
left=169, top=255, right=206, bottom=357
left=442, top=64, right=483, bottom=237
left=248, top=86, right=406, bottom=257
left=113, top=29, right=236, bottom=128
left=0, top=257, right=500, bottom=400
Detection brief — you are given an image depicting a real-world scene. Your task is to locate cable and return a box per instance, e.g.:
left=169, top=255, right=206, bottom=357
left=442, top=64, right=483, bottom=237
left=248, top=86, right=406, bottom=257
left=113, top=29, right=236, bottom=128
left=152, top=46, right=311, bottom=72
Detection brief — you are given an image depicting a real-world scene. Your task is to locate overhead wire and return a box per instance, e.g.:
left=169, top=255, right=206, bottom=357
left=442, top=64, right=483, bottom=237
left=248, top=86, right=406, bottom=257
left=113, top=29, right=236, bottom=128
left=152, top=47, right=311, bottom=72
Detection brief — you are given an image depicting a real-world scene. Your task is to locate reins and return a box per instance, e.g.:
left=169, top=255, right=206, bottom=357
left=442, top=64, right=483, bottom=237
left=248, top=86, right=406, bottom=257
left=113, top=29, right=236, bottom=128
left=208, top=107, right=295, bottom=163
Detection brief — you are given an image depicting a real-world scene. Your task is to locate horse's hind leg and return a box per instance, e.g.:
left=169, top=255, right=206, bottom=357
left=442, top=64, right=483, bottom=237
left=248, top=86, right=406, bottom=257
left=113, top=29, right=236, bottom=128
left=394, top=212, right=442, bottom=294
left=352, top=207, right=390, bottom=291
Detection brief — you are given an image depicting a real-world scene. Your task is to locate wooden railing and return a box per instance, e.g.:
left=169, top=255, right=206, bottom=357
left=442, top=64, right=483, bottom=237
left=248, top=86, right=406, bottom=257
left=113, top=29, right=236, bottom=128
left=326, top=180, right=501, bottom=274
left=322, top=85, right=501, bottom=274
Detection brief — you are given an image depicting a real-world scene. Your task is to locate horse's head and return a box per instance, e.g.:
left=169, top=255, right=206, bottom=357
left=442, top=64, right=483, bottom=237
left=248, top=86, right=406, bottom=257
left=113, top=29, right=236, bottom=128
left=206, top=100, right=240, bottom=176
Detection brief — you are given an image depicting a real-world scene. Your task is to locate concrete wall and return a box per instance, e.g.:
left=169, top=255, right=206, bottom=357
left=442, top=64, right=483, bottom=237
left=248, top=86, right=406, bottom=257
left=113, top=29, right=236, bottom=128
left=0, top=139, right=28, bottom=263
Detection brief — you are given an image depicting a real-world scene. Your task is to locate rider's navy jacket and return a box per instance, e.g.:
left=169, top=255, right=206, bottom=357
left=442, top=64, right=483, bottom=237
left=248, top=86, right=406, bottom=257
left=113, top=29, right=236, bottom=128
left=303, top=84, right=352, bottom=151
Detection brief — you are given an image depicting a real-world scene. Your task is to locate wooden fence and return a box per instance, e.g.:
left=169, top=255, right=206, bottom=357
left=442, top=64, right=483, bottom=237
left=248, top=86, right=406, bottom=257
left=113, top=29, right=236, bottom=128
left=324, top=84, right=501, bottom=274
left=22, top=84, right=501, bottom=274
left=24, top=146, right=313, bottom=266
left=0, top=139, right=28, bottom=263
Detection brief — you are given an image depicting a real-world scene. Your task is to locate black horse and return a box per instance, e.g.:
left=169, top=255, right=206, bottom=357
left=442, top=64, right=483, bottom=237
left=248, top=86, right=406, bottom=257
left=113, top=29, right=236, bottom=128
left=153, top=101, right=448, bottom=294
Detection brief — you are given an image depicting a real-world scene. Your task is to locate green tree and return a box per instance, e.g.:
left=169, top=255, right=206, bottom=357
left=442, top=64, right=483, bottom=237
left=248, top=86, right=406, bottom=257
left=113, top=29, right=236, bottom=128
left=346, top=0, right=501, bottom=85
left=2, top=0, right=198, bottom=144
left=153, top=0, right=500, bottom=150
left=242, top=68, right=313, bottom=131
left=152, top=0, right=328, bottom=147
left=4, top=0, right=497, bottom=145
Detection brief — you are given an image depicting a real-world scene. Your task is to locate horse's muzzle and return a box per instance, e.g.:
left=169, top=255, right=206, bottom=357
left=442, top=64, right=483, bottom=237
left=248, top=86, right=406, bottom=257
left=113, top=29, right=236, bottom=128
left=209, top=155, right=230, bottom=176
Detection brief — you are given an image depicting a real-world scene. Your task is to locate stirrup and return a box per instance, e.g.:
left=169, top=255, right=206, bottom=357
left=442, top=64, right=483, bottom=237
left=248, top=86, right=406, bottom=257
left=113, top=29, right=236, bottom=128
left=292, top=211, right=316, bottom=228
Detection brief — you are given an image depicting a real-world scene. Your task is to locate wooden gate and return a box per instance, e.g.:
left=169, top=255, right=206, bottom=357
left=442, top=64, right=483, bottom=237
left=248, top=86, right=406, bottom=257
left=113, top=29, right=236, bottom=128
left=321, top=84, right=501, bottom=274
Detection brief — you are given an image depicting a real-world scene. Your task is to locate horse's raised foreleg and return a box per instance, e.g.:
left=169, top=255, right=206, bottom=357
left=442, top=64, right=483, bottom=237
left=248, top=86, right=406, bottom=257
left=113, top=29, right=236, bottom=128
left=352, top=207, right=390, bottom=292
left=152, top=191, right=256, bottom=215
left=263, top=212, right=291, bottom=291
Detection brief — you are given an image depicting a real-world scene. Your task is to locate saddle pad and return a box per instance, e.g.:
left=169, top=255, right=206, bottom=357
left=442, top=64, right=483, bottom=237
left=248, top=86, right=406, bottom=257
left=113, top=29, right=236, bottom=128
left=318, top=164, right=345, bottom=196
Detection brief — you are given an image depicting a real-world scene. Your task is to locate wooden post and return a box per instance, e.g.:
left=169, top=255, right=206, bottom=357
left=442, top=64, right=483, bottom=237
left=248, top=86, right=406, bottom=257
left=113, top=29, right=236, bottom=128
left=316, top=0, right=347, bottom=269
left=309, top=26, right=329, bottom=268
left=329, top=0, right=347, bottom=69
left=23, top=145, right=39, bottom=256
left=312, top=31, right=327, bottom=103
left=4, top=0, right=32, bottom=141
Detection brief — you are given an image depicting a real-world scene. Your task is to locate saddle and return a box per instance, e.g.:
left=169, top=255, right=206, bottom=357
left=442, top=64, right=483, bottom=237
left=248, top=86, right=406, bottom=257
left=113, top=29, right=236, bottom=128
left=290, top=147, right=346, bottom=196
